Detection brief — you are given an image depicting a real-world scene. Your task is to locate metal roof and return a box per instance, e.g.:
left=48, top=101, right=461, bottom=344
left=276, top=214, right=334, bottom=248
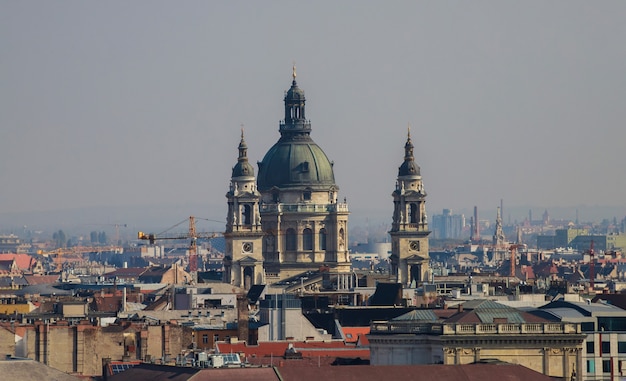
left=392, top=309, right=438, bottom=322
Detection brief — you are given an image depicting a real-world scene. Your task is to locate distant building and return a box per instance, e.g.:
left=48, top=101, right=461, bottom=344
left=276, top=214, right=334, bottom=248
left=0, top=319, right=190, bottom=378
left=431, top=209, right=465, bottom=239
left=530, top=299, right=626, bottom=381
left=536, top=228, right=626, bottom=252
left=0, top=234, right=27, bottom=254
left=367, top=299, right=585, bottom=379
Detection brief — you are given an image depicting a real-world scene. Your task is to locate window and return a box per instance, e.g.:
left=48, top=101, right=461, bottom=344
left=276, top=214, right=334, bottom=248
left=243, top=204, right=252, bottom=225
left=286, top=228, right=296, bottom=251
left=587, top=360, right=595, bottom=373
left=303, top=190, right=311, bottom=201
left=319, top=228, right=327, bottom=250
left=303, top=228, right=313, bottom=251
left=581, top=322, right=595, bottom=332
left=409, top=203, right=418, bottom=223
left=587, top=341, right=595, bottom=354
left=202, top=334, right=208, bottom=344
left=618, top=342, right=626, bottom=353
left=602, top=341, right=610, bottom=355
left=602, top=359, right=611, bottom=373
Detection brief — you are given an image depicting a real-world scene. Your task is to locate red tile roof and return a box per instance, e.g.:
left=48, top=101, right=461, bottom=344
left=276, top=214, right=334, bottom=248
left=0, top=254, right=36, bottom=271
left=341, top=327, right=369, bottom=343
left=25, top=275, right=60, bottom=285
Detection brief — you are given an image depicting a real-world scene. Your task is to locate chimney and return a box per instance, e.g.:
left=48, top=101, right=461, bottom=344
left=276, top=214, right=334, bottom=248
left=457, top=304, right=464, bottom=313
left=237, top=294, right=249, bottom=343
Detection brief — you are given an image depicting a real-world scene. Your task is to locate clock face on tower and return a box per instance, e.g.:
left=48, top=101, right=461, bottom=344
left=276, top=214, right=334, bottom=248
left=409, top=240, right=419, bottom=251
left=242, top=242, right=253, bottom=253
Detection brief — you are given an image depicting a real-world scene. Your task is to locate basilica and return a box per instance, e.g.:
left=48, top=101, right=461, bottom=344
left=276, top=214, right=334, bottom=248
left=222, top=68, right=430, bottom=290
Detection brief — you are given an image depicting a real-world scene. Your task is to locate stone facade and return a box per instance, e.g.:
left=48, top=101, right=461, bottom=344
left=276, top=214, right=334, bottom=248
left=0, top=320, right=191, bottom=378
left=368, top=320, right=585, bottom=379
left=389, top=130, right=430, bottom=287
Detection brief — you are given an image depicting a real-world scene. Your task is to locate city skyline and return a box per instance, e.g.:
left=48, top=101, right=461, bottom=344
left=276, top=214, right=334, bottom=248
left=2, top=2, right=626, bottom=232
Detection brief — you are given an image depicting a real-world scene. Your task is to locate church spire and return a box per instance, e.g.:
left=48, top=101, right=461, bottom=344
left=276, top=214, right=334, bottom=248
left=281, top=66, right=311, bottom=136
left=231, top=126, right=254, bottom=178
left=398, top=126, right=420, bottom=177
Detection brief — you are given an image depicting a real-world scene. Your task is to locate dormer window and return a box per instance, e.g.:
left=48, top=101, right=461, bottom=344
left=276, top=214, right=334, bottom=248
left=301, top=161, right=309, bottom=172
left=303, top=190, right=311, bottom=201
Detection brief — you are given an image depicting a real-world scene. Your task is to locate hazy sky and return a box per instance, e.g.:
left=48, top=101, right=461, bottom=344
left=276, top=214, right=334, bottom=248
left=2, top=1, right=625, bottom=231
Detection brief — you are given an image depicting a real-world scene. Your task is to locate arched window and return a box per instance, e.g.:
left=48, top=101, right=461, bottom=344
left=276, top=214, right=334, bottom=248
left=303, top=228, right=313, bottom=251
left=319, top=228, right=327, bottom=250
left=243, top=204, right=252, bottom=225
left=339, top=228, right=345, bottom=250
left=286, top=228, right=297, bottom=251
left=409, top=203, right=419, bottom=223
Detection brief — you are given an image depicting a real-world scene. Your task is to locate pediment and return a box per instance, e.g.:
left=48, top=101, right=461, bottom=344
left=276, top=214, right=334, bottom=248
left=238, top=255, right=261, bottom=264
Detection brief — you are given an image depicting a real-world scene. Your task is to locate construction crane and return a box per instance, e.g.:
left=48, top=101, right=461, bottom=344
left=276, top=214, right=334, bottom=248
left=138, top=216, right=221, bottom=284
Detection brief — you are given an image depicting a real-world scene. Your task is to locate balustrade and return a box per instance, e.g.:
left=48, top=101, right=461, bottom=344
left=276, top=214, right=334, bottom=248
left=370, top=321, right=577, bottom=336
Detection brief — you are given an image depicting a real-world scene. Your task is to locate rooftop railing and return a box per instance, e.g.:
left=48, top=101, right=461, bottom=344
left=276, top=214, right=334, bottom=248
left=369, top=321, right=581, bottom=335
left=260, top=203, right=348, bottom=213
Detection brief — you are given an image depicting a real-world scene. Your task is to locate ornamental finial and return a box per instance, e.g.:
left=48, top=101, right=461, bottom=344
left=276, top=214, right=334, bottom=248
left=292, top=62, right=297, bottom=80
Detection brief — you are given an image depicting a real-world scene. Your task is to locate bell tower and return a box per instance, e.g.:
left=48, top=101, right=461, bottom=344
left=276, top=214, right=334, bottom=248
left=224, top=129, right=265, bottom=289
left=389, top=129, right=431, bottom=287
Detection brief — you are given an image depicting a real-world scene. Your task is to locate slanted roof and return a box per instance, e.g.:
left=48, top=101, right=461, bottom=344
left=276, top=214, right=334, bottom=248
left=275, top=363, right=554, bottom=381
left=446, top=299, right=547, bottom=324
left=592, top=294, right=626, bottom=311
left=341, top=326, right=370, bottom=343
left=540, top=299, right=626, bottom=317
left=14, top=283, right=72, bottom=296
left=105, top=268, right=148, bottom=278
left=190, top=368, right=280, bottom=381
left=0, top=359, right=82, bottom=381
left=392, top=309, right=438, bottom=322
left=107, top=363, right=198, bottom=381
left=0, top=254, right=36, bottom=271
left=25, top=274, right=60, bottom=285
left=247, top=284, right=266, bottom=303
left=367, top=282, right=402, bottom=306
left=216, top=340, right=369, bottom=361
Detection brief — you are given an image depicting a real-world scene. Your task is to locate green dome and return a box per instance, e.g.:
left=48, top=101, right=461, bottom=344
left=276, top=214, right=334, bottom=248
left=257, top=136, right=336, bottom=191
left=257, top=75, right=336, bottom=191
